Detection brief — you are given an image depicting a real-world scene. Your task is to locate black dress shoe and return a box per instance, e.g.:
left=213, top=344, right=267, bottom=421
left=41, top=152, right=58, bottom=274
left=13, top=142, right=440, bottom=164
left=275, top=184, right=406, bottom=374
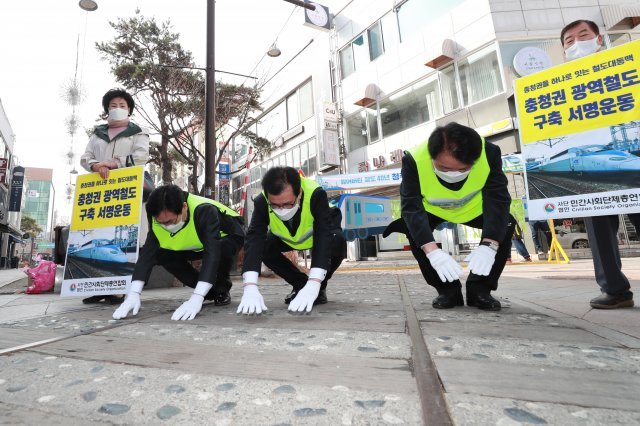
left=285, top=288, right=328, bottom=305
left=213, top=292, right=231, bottom=306
left=82, top=295, right=106, bottom=304
left=105, top=295, right=125, bottom=305
left=314, top=289, right=328, bottom=305
left=467, top=293, right=501, bottom=311
left=432, top=291, right=464, bottom=309
left=285, top=289, right=299, bottom=304
left=590, top=292, right=634, bottom=309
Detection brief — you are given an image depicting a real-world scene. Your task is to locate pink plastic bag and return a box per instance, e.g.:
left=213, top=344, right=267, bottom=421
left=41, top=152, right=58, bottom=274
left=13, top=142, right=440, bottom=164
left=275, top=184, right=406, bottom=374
left=26, top=260, right=56, bottom=294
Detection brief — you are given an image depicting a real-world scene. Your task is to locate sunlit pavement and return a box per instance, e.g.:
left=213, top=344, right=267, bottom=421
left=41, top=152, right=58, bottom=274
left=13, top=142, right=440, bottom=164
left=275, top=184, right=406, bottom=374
left=0, top=259, right=638, bottom=424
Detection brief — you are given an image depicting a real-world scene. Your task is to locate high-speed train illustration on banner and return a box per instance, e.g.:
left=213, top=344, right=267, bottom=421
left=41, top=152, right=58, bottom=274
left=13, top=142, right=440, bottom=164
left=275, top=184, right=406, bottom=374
left=526, top=144, right=640, bottom=174
left=68, top=239, right=128, bottom=263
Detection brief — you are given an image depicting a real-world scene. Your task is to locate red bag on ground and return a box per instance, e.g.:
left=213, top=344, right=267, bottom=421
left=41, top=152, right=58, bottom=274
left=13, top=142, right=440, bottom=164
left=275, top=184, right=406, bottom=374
left=26, top=260, right=56, bottom=294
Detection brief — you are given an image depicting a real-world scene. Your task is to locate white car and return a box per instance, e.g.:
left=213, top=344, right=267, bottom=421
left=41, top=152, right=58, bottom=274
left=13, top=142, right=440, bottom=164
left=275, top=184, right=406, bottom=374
left=554, top=227, right=590, bottom=249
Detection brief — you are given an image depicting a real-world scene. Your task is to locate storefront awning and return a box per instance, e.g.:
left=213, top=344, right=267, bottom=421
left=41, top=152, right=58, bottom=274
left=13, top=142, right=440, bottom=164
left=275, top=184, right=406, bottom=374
left=0, top=223, right=24, bottom=238
left=602, top=4, right=640, bottom=30
left=424, top=38, right=456, bottom=69
left=354, top=84, right=381, bottom=107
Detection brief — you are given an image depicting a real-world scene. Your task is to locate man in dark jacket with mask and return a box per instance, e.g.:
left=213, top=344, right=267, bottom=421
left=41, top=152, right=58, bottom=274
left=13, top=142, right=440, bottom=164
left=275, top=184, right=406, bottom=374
left=112, top=184, right=245, bottom=320
left=384, top=122, right=513, bottom=311
left=561, top=19, right=640, bottom=309
left=237, top=166, right=346, bottom=314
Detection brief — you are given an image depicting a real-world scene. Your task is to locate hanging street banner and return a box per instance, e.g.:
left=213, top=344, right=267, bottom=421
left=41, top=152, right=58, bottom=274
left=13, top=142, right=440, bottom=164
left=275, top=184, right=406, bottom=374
left=61, top=166, right=144, bottom=297
left=317, top=154, right=530, bottom=190
left=514, top=40, right=640, bottom=220
left=316, top=168, right=402, bottom=191
left=8, top=166, right=25, bottom=212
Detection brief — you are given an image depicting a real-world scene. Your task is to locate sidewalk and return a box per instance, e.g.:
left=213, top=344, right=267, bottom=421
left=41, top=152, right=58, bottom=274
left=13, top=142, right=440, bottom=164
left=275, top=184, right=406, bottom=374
left=0, top=260, right=638, bottom=424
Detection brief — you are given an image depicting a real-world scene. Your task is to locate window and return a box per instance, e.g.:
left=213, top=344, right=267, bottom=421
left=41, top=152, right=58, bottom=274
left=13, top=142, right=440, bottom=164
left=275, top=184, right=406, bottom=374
left=298, top=80, right=313, bottom=120
left=300, top=143, right=309, bottom=176
left=439, top=64, right=459, bottom=113
left=396, top=0, right=430, bottom=42
left=307, top=140, right=317, bottom=176
left=608, top=33, right=631, bottom=48
left=458, top=45, right=504, bottom=105
left=380, top=12, right=399, bottom=52
left=286, top=91, right=299, bottom=128
left=257, top=102, right=287, bottom=144
left=352, top=34, right=368, bottom=72
left=368, top=22, right=384, bottom=60
left=285, top=149, right=293, bottom=167
left=366, top=108, right=380, bottom=143
left=379, top=76, right=442, bottom=139
left=346, top=112, right=367, bottom=152
left=340, top=45, right=355, bottom=78
left=396, top=0, right=466, bottom=42
left=289, top=145, right=298, bottom=169
left=364, top=203, right=385, bottom=214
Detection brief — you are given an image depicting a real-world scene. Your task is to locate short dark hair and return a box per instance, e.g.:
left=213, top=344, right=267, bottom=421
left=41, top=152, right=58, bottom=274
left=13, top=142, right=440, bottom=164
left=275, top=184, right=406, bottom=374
left=102, top=88, right=135, bottom=115
left=560, top=20, right=600, bottom=44
left=428, top=122, right=482, bottom=166
left=262, top=166, right=301, bottom=197
left=146, top=184, right=185, bottom=217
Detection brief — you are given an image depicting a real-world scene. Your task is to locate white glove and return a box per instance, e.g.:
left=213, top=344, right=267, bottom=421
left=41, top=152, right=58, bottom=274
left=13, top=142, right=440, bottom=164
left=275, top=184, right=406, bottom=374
left=426, top=249, right=463, bottom=282
left=288, top=280, right=321, bottom=313
left=465, top=244, right=497, bottom=276
left=171, top=281, right=212, bottom=321
left=112, top=280, right=144, bottom=319
left=237, top=284, right=267, bottom=315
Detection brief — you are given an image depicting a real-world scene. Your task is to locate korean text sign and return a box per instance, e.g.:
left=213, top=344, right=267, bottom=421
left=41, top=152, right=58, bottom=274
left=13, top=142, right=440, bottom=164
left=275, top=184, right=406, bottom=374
left=515, top=40, right=639, bottom=144
left=71, top=166, right=143, bottom=230
left=514, top=41, right=640, bottom=220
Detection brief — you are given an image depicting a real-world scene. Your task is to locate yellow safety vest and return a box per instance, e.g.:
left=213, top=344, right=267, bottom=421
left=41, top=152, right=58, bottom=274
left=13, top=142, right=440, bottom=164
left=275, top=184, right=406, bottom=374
left=410, top=138, right=490, bottom=223
left=264, top=177, right=320, bottom=250
left=153, top=194, right=239, bottom=251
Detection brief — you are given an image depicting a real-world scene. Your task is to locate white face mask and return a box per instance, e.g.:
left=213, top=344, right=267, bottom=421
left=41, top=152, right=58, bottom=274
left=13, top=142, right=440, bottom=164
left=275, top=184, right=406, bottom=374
left=273, top=204, right=299, bottom=221
left=160, top=220, right=184, bottom=234
left=108, top=108, right=129, bottom=121
left=434, top=168, right=471, bottom=184
left=564, top=37, right=600, bottom=60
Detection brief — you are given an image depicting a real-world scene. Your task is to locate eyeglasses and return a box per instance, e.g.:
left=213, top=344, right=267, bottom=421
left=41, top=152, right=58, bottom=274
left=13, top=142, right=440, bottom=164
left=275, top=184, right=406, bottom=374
left=269, top=200, right=297, bottom=209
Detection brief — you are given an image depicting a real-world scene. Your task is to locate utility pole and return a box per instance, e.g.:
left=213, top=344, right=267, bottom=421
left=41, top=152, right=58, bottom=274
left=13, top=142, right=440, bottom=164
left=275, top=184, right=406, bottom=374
left=204, top=0, right=216, bottom=199
left=203, top=0, right=316, bottom=200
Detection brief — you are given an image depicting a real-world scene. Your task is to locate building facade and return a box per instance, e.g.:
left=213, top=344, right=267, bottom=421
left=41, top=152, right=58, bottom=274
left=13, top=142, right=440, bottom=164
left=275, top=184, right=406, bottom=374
left=232, top=0, right=640, bottom=256
left=0, top=98, right=24, bottom=268
left=23, top=167, right=55, bottom=258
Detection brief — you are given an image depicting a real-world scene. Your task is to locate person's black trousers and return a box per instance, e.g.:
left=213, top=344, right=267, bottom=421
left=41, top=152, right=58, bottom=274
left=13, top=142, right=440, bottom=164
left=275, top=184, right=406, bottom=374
left=262, top=231, right=347, bottom=291
left=584, top=213, right=640, bottom=297
left=387, top=214, right=514, bottom=297
left=155, top=237, right=242, bottom=300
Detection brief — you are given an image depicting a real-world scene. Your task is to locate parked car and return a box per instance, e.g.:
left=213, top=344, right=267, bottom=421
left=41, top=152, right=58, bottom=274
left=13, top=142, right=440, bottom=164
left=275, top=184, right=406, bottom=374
left=555, top=227, right=590, bottom=249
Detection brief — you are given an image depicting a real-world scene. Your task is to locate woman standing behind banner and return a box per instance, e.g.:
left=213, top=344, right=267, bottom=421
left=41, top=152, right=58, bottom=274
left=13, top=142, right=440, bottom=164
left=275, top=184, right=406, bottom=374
left=79, top=88, right=150, bottom=304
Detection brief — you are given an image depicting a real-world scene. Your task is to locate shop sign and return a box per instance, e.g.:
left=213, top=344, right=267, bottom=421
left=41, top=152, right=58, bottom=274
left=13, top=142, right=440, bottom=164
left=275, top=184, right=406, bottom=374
left=0, top=158, right=7, bottom=185
left=8, top=166, right=24, bottom=212
left=513, top=46, right=552, bottom=77
left=390, top=149, right=404, bottom=164
left=321, top=129, right=340, bottom=167
left=372, top=155, right=386, bottom=169
left=358, top=161, right=369, bottom=172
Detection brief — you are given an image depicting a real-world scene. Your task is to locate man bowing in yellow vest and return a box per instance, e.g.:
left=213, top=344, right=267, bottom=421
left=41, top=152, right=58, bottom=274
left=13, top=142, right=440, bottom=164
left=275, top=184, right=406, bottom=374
left=384, top=122, right=514, bottom=311
left=237, top=166, right=346, bottom=314
left=113, top=184, right=245, bottom=320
